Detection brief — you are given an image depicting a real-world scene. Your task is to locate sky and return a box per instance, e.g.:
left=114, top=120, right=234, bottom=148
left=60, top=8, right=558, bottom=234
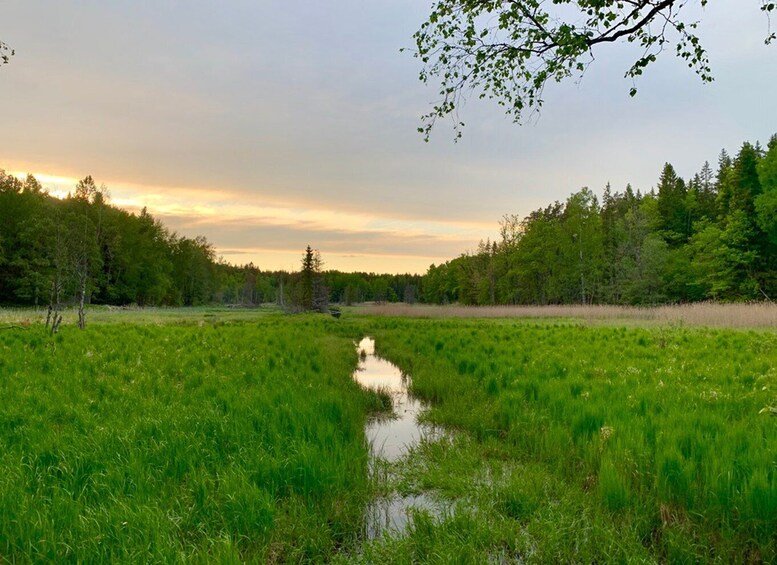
left=1, top=1, right=775, bottom=274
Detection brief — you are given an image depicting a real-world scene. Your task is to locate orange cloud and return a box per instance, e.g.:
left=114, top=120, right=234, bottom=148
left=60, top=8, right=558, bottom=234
left=8, top=168, right=495, bottom=273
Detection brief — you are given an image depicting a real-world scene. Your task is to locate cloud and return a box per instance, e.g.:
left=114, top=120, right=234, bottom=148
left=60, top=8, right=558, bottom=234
left=2, top=1, right=776, bottom=275
left=9, top=169, right=489, bottom=273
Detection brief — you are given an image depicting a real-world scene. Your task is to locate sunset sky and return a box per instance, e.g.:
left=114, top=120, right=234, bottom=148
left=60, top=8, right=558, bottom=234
left=1, top=1, right=775, bottom=273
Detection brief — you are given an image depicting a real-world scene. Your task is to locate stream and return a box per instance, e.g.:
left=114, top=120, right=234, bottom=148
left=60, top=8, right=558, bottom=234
left=353, top=337, right=448, bottom=539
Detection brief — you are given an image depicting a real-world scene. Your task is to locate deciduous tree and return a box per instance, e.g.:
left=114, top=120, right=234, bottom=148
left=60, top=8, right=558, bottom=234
left=411, top=1, right=776, bottom=139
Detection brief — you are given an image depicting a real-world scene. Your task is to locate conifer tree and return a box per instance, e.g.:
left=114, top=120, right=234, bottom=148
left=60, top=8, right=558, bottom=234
left=300, top=245, right=315, bottom=311
left=656, top=163, right=689, bottom=244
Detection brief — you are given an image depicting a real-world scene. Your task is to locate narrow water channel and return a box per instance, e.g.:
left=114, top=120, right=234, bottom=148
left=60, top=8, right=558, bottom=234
left=353, top=337, right=446, bottom=539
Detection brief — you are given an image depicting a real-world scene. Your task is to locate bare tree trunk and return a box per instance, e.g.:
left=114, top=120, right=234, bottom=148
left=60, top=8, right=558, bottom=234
left=580, top=246, right=586, bottom=306
left=78, top=272, right=87, bottom=330
left=49, top=278, right=63, bottom=335
left=51, top=312, right=63, bottom=334
left=45, top=213, right=67, bottom=335
left=45, top=279, right=54, bottom=328
left=76, top=210, right=90, bottom=330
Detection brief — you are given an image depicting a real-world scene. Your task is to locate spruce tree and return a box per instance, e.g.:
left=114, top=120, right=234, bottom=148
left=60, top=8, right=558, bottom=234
left=656, top=163, right=689, bottom=244
left=300, top=245, right=314, bottom=311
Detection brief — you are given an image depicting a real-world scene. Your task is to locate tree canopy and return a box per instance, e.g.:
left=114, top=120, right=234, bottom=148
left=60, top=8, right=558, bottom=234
left=412, top=0, right=776, bottom=139
left=422, top=133, right=777, bottom=305
left=0, top=171, right=422, bottom=309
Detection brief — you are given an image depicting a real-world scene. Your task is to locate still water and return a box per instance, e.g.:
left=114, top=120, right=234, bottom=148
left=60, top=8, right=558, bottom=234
left=353, top=337, right=446, bottom=539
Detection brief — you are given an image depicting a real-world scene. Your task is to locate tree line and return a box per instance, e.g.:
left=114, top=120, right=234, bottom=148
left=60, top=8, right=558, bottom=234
left=218, top=261, right=421, bottom=309
left=423, top=134, right=777, bottom=305
left=0, top=171, right=421, bottom=309
left=7, top=129, right=774, bottom=312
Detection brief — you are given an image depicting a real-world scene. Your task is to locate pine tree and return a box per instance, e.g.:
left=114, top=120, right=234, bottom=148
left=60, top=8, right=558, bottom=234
left=300, top=245, right=315, bottom=311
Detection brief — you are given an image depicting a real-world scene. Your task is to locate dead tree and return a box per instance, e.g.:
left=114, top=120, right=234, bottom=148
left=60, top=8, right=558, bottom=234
left=76, top=268, right=87, bottom=330
left=46, top=216, right=66, bottom=335
left=46, top=278, right=64, bottom=334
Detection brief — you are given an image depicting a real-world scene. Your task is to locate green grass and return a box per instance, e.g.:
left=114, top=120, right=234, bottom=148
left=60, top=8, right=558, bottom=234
left=353, top=319, right=777, bottom=563
left=3, top=309, right=777, bottom=562
left=0, top=315, right=382, bottom=562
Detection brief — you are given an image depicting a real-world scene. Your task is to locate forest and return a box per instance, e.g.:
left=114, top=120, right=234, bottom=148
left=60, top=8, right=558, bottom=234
left=423, top=134, right=777, bottom=305
left=2, top=132, right=776, bottom=310
left=0, top=171, right=420, bottom=308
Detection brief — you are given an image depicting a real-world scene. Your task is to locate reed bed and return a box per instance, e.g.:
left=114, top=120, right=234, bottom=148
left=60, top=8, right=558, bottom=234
left=361, top=301, right=777, bottom=328
left=0, top=305, right=278, bottom=327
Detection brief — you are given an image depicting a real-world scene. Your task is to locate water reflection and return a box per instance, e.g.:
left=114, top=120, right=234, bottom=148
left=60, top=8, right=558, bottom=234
left=353, top=337, right=446, bottom=538
left=354, top=337, right=436, bottom=461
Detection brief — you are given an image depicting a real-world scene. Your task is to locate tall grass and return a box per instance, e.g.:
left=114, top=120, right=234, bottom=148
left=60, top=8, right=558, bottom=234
left=6, top=307, right=777, bottom=561
left=0, top=317, right=378, bottom=561
left=364, top=318, right=777, bottom=561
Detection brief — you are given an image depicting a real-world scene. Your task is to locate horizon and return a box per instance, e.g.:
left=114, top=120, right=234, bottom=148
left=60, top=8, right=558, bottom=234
left=5, top=168, right=486, bottom=275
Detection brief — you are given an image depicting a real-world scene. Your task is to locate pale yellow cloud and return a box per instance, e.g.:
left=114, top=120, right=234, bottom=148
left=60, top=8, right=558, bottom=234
left=8, top=168, right=495, bottom=273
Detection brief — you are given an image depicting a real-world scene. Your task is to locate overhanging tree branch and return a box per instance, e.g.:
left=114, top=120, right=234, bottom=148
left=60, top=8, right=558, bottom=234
left=410, top=0, right=776, bottom=140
